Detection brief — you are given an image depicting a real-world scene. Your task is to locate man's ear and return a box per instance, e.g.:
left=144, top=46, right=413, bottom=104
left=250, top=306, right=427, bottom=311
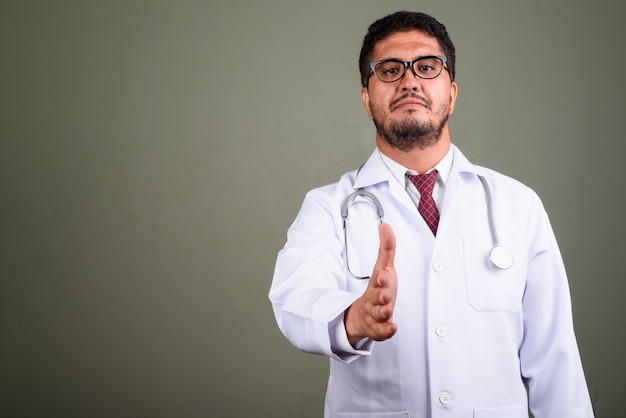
left=448, top=81, right=458, bottom=115
left=361, top=87, right=373, bottom=120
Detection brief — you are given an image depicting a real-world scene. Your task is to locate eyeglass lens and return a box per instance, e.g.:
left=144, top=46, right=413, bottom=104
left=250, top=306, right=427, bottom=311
left=374, top=57, right=444, bottom=82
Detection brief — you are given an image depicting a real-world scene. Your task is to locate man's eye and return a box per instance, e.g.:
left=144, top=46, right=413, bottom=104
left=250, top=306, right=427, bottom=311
left=377, top=63, right=403, bottom=75
left=414, top=58, right=444, bottom=77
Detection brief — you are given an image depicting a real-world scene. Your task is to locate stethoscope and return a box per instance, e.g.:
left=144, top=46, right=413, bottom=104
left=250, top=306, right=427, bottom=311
left=341, top=174, right=514, bottom=279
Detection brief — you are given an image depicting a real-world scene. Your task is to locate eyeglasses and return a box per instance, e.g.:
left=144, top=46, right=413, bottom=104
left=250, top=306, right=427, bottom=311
left=369, top=55, right=448, bottom=84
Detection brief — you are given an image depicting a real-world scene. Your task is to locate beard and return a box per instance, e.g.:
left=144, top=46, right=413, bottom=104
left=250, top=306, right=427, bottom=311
left=371, top=99, right=449, bottom=152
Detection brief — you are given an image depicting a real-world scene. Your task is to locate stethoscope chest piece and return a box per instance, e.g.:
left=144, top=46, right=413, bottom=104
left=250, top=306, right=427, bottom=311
left=489, top=245, right=514, bottom=270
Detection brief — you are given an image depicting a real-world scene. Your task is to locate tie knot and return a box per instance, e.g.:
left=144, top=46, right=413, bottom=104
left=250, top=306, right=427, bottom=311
left=408, top=171, right=437, bottom=196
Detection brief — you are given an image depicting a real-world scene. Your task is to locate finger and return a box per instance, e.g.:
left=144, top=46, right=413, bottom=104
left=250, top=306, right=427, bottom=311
left=372, top=320, right=397, bottom=341
left=376, top=302, right=393, bottom=320
left=376, top=285, right=392, bottom=305
left=374, top=223, right=396, bottom=272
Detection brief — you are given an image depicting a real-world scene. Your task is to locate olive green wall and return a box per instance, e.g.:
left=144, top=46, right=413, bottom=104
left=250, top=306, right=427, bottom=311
left=1, top=1, right=624, bottom=417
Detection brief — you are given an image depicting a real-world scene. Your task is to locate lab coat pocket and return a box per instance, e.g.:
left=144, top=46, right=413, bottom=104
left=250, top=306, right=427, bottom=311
left=463, top=236, right=526, bottom=312
left=473, top=404, right=527, bottom=417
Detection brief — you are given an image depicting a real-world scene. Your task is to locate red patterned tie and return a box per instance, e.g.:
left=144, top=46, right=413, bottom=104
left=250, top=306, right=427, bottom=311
left=408, top=171, right=439, bottom=236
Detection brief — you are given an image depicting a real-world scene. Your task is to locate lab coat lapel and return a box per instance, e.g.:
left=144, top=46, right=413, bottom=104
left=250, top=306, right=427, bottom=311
left=353, top=150, right=419, bottom=215
left=438, top=145, right=482, bottom=233
left=352, top=146, right=484, bottom=230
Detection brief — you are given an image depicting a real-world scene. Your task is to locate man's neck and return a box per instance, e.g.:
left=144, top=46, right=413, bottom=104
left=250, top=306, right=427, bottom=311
left=376, top=136, right=451, bottom=174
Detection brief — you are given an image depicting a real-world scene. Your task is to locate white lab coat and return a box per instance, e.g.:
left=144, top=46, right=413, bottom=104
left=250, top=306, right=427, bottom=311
left=269, top=145, right=593, bottom=418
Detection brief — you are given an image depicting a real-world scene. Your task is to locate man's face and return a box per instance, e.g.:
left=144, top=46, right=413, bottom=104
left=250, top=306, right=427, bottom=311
left=361, top=30, right=458, bottom=151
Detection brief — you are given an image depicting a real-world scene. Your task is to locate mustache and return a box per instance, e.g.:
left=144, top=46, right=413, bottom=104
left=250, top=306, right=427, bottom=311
left=390, top=92, right=430, bottom=110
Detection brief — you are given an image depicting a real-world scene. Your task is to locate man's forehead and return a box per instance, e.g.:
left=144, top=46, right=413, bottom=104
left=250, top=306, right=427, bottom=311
left=373, top=30, right=441, bottom=57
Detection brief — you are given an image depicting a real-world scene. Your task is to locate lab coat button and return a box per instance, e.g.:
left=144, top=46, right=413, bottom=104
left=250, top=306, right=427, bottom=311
left=438, top=392, right=453, bottom=405
left=435, top=326, right=448, bottom=337
left=433, top=262, right=444, bottom=272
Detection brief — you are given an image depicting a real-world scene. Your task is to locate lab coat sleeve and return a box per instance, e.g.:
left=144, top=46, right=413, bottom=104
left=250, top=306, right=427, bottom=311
left=520, top=193, right=594, bottom=417
left=269, top=187, right=373, bottom=362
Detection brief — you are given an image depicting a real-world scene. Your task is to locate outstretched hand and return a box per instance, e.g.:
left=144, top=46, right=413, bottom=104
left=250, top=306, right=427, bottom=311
left=345, top=223, right=398, bottom=345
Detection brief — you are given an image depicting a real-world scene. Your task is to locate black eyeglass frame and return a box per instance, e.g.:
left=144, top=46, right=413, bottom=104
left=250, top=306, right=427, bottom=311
left=368, top=55, right=449, bottom=84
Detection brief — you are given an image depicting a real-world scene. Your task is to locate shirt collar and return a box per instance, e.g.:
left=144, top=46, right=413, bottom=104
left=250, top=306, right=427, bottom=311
left=353, top=144, right=478, bottom=191
left=378, top=146, right=454, bottom=187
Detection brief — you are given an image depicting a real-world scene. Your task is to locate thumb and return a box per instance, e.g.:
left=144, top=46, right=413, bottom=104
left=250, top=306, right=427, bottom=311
left=374, top=223, right=396, bottom=271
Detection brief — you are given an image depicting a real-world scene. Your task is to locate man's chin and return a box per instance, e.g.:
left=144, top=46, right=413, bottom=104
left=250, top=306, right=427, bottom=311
left=377, top=120, right=443, bottom=152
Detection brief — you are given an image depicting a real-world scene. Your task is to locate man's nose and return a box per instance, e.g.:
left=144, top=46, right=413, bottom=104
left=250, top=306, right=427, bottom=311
left=399, top=68, right=422, bottom=91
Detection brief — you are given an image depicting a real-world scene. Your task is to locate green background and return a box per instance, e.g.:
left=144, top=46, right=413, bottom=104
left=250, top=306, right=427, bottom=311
left=1, top=1, right=624, bottom=416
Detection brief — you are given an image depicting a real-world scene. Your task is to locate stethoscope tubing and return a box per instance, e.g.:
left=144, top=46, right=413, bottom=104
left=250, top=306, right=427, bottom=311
left=342, top=174, right=514, bottom=278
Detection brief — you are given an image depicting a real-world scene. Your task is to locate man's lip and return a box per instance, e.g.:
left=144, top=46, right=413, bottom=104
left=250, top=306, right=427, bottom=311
left=393, top=98, right=427, bottom=110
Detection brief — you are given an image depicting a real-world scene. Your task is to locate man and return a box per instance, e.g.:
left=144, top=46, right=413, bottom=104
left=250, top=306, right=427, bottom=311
left=269, top=11, right=594, bottom=417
